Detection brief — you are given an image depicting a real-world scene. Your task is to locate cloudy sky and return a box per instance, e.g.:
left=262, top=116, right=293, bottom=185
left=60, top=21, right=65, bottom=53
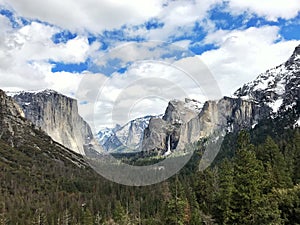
left=0, top=0, right=300, bottom=129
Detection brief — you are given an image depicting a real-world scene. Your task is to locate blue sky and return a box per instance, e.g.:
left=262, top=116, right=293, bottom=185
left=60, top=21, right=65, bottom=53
left=0, top=0, right=300, bottom=127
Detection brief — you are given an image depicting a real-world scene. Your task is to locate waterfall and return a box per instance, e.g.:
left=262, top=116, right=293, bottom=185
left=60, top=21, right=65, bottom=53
left=164, top=135, right=172, bottom=156
left=167, top=134, right=171, bottom=152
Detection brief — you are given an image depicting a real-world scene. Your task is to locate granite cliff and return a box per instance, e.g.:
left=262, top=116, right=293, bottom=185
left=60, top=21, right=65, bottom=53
left=142, top=98, right=204, bottom=154
left=12, top=90, right=93, bottom=154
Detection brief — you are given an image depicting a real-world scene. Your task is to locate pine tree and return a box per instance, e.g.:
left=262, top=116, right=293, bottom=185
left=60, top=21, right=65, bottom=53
left=292, top=130, right=300, bottom=183
left=230, top=131, right=282, bottom=225
left=187, top=188, right=202, bottom=225
left=215, top=159, right=234, bottom=225
left=33, top=209, right=47, bottom=225
left=165, top=178, right=190, bottom=225
left=82, top=208, right=94, bottom=225
left=257, top=136, right=292, bottom=188
left=113, top=201, right=128, bottom=225
left=62, top=208, right=71, bottom=225
left=94, top=212, right=102, bottom=225
left=272, top=184, right=300, bottom=224
left=0, top=213, right=8, bottom=225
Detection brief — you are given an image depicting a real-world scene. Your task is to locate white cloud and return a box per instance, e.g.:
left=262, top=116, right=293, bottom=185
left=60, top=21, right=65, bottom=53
left=204, top=26, right=281, bottom=47
left=45, top=71, right=83, bottom=97
left=0, top=0, right=164, bottom=33
left=227, top=0, right=300, bottom=21
left=0, top=21, right=91, bottom=92
left=13, top=22, right=90, bottom=63
left=172, top=40, right=192, bottom=49
left=1, top=0, right=222, bottom=40
left=199, top=26, right=300, bottom=95
left=146, top=0, right=221, bottom=41
left=0, top=14, right=11, bottom=33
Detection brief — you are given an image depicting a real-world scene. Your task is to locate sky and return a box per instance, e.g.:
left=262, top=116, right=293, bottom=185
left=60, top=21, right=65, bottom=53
left=0, top=0, right=300, bottom=130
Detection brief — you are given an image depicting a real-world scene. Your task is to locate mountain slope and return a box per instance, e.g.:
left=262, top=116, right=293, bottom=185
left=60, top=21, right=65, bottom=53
left=235, top=45, right=300, bottom=116
left=0, top=89, right=87, bottom=168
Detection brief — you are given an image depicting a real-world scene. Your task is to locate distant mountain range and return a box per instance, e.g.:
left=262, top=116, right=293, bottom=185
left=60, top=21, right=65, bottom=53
left=96, top=115, right=160, bottom=152
left=4, top=44, right=300, bottom=156
left=96, top=98, right=203, bottom=153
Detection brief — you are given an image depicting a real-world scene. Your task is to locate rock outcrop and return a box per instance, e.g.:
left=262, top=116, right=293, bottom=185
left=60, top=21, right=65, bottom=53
left=0, top=89, right=87, bottom=166
left=142, top=97, right=270, bottom=154
left=142, top=98, right=203, bottom=154
left=235, top=44, right=300, bottom=114
left=0, top=89, right=31, bottom=147
left=176, top=97, right=270, bottom=150
left=12, top=90, right=93, bottom=154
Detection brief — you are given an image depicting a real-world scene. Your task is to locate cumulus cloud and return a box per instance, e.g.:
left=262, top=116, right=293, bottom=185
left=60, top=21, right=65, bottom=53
left=1, top=0, right=222, bottom=40
left=200, top=26, right=300, bottom=95
left=0, top=0, right=163, bottom=33
left=11, top=22, right=90, bottom=63
left=227, top=0, right=300, bottom=21
left=0, top=20, right=91, bottom=91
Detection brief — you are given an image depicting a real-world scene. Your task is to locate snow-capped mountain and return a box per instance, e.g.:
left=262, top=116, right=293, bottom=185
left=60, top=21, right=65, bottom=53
left=97, top=125, right=121, bottom=146
left=234, top=45, right=300, bottom=115
left=97, top=115, right=162, bottom=152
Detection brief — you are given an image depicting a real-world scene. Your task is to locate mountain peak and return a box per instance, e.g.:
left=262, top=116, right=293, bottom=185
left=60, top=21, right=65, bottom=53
left=293, top=44, right=300, bottom=55
left=6, top=89, right=60, bottom=97
left=286, top=44, right=300, bottom=66
left=234, top=44, right=300, bottom=114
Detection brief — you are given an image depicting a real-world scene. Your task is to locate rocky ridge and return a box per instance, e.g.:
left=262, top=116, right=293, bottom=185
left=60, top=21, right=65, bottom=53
left=235, top=45, right=300, bottom=115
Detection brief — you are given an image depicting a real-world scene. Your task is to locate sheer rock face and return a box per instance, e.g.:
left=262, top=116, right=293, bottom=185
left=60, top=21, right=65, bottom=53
left=13, top=90, right=93, bottom=154
left=142, top=97, right=270, bottom=154
left=142, top=98, right=203, bottom=154
left=162, top=99, right=202, bottom=125
left=176, top=97, right=270, bottom=150
left=0, top=89, right=88, bottom=167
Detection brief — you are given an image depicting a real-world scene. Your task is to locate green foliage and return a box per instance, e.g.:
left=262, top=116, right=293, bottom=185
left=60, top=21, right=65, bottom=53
left=214, top=159, right=234, bottom=225
left=164, top=178, right=190, bottom=225
left=112, top=201, right=128, bottom=225
left=230, top=132, right=282, bottom=224
left=272, top=185, right=300, bottom=224
left=257, top=136, right=292, bottom=188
